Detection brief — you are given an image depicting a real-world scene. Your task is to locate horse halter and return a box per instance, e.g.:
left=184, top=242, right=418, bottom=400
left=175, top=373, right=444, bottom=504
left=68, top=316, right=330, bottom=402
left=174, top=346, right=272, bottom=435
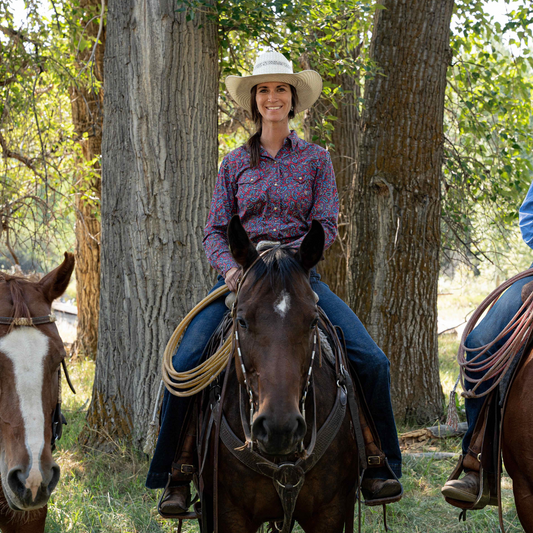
left=230, top=247, right=319, bottom=451
left=0, top=311, right=76, bottom=446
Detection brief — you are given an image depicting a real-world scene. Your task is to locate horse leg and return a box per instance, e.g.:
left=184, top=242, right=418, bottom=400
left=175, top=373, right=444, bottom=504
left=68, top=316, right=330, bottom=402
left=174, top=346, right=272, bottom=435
left=511, top=478, right=533, bottom=532
left=217, top=506, right=261, bottom=533
left=298, top=498, right=348, bottom=533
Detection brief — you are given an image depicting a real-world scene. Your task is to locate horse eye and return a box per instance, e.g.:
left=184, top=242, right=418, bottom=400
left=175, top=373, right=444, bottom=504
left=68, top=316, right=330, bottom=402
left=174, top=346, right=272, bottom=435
left=310, top=317, right=319, bottom=330
left=237, top=317, right=248, bottom=329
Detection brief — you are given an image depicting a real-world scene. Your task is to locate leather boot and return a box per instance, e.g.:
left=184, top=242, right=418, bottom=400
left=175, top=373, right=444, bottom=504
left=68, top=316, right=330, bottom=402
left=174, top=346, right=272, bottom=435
left=158, top=432, right=197, bottom=517
left=361, top=478, right=402, bottom=500
left=441, top=471, right=480, bottom=502
left=357, top=402, right=402, bottom=503
left=442, top=417, right=483, bottom=504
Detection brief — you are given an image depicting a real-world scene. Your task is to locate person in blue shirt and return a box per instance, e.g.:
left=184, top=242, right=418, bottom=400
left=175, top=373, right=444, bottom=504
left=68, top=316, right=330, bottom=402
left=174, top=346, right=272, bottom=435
left=441, top=181, right=533, bottom=502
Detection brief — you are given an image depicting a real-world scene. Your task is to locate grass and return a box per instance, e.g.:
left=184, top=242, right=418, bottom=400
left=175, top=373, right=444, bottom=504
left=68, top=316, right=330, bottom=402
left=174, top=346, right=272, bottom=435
left=44, top=276, right=525, bottom=532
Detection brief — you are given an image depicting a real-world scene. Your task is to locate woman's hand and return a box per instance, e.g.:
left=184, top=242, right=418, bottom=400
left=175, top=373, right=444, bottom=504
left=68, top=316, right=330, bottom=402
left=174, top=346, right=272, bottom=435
left=225, top=267, right=241, bottom=292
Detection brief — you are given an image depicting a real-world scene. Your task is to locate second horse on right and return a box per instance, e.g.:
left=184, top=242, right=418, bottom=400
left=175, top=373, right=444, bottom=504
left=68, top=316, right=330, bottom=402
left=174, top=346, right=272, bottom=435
left=442, top=179, right=533, bottom=532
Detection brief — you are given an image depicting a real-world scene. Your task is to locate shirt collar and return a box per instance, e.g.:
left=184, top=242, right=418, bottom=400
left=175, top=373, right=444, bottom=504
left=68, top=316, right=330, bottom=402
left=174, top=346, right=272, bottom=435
left=258, top=130, right=302, bottom=160
left=286, top=130, right=301, bottom=151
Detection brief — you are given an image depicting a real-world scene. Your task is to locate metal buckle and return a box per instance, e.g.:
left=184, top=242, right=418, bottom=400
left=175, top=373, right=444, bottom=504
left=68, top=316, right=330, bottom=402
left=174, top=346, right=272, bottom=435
left=368, top=456, right=382, bottom=466
left=180, top=464, right=195, bottom=474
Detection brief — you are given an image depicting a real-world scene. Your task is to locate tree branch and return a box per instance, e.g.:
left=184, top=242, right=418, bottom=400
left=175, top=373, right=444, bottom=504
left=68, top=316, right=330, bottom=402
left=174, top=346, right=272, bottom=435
left=0, top=25, right=41, bottom=45
left=0, top=129, right=44, bottom=180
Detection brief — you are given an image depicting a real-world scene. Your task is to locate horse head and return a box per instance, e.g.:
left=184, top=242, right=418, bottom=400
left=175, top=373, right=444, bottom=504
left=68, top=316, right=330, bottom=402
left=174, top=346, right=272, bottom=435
left=228, top=216, right=324, bottom=456
left=0, top=253, right=74, bottom=511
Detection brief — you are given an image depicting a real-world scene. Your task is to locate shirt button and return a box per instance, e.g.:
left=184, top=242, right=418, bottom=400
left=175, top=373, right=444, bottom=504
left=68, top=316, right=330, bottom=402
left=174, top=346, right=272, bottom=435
left=274, top=183, right=278, bottom=186
left=299, top=177, right=302, bottom=180
left=273, top=228, right=277, bottom=231
left=250, top=179, right=254, bottom=182
left=274, top=207, right=278, bottom=211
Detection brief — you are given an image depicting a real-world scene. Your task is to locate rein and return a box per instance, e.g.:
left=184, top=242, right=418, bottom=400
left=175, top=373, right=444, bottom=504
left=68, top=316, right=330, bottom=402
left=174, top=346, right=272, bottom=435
left=455, top=269, right=533, bottom=400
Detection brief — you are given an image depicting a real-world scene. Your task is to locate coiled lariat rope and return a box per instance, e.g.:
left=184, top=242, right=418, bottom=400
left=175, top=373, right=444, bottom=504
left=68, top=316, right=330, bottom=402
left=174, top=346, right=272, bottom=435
left=162, top=284, right=231, bottom=397
left=446, top=268, right=533, bottom=429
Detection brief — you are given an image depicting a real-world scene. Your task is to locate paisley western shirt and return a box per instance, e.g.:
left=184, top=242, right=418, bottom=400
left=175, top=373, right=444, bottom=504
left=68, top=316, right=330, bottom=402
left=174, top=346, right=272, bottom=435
left=203, top=130, right=339, bottom=277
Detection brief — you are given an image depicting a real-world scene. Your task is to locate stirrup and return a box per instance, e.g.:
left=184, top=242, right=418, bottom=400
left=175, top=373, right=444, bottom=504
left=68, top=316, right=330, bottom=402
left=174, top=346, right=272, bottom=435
left=362, top=459, right=403, bottom=507
left=443, top=455, right=496, bottom=510
left=157, top=475, right=199, bottom=519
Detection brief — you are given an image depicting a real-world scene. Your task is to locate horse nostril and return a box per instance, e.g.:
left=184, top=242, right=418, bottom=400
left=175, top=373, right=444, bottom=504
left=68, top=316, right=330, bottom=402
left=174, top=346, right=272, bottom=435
left=7, top=468, right=26, bottom=496
left=252, top=414, right=269, bottom=442
left=47, top=464, right=61, bottom=494
left=295, top=414, right=307, bottom=441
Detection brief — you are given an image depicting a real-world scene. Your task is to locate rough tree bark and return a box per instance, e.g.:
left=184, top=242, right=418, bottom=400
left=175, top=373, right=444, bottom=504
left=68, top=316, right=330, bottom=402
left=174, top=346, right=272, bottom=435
left=81, top=0, right=218, bottom=449
left=69, top=0, right=105, bottom=360
left=347, top=0, right=454, bottom=423
left=305, top=71, right=360, bottom=302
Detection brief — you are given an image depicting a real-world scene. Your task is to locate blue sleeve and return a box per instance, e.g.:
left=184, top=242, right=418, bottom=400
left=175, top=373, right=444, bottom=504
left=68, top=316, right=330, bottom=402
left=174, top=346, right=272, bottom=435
left=519, top=181, right=533, bottom=249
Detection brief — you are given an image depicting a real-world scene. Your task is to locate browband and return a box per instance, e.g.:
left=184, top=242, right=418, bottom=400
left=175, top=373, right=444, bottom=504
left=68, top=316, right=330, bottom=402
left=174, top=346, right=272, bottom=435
left=0, top=314, right=56, bottom=326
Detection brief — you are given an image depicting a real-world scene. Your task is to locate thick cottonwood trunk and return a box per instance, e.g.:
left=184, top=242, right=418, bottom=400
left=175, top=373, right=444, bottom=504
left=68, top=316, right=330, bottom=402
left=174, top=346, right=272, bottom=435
left=69, top=0, right=105, bottom=361
left=82, top=0, right=218, bottom=450
left=305, top=73, right=360, bottom=302
left=347, top=0, right=454, bottom=423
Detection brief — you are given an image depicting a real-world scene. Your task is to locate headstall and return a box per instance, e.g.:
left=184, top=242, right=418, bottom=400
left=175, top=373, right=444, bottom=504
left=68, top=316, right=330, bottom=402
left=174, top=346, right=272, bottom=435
left=0, top=314, right=57, bottom=326
left=230, top=247, right=320, bottom=451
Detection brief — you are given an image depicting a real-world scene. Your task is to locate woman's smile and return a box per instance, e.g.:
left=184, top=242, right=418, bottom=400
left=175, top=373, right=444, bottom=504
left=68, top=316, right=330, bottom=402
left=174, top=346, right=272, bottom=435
left=256, top=82, right=292, bottom=122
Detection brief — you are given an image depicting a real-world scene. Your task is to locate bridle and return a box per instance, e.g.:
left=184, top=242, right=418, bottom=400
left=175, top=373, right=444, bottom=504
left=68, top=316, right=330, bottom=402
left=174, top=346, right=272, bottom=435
left=230, top=247, right=319, bottom=452
left=0, top=314, right=57, bottom=326
left=0, top=312, right=76, bottom=447
left=207, top=246, right=365, bottom=533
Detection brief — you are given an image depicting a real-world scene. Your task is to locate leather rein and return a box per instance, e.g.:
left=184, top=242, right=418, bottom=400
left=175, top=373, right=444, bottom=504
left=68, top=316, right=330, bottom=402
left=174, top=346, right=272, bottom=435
left=0, top=312, right=76, bottom=447
left=206, top=249, right=366, bottom=533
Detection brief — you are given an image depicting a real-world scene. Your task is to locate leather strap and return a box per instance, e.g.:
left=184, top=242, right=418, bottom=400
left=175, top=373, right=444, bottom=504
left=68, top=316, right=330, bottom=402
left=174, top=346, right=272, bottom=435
left=0, top=314, right=56, bottom=326
left=215, top=385, right=347, bottom=533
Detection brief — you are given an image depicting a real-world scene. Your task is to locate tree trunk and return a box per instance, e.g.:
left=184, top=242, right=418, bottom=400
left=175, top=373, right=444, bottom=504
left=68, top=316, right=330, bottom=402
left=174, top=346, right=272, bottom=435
left=304, top=73, right=360, bottom=302
left=82, top=0, right=218, bottom=450
left=69, top=0, right=105, bottom=361
left=347, top=0, right=454, bottom=423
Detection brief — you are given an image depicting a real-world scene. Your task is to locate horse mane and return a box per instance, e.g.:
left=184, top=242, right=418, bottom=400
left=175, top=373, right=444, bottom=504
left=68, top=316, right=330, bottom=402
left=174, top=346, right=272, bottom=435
left=0, top=274, right=33, bottom=329
left=251, top=245, right=307, bottom=290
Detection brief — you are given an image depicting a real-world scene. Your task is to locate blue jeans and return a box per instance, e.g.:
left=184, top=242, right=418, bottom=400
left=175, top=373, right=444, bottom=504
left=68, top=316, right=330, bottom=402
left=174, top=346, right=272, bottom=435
left=146, top=273, right=402, bottom=488
left=462, top=274, right=533, bottom=456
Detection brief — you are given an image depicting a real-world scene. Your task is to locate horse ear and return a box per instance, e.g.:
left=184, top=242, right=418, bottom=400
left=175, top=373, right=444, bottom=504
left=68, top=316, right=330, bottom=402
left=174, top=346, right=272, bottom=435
left=297, top=220, right=325, bottom=272
left=40, top=252, right=75, bottom=302
left=228, top=215, right=259, bottom=270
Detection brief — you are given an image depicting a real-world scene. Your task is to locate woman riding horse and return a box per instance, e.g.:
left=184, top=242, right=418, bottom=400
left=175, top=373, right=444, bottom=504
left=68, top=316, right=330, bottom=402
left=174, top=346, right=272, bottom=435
left=442, top=181, right=533, bottom=502
left=146, top=50, right=403, bottom=515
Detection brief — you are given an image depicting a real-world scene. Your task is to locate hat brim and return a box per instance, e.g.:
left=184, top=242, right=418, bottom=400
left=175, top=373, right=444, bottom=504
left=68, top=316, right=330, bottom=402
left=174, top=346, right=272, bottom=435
left=225, top=71, right=323, bottom=115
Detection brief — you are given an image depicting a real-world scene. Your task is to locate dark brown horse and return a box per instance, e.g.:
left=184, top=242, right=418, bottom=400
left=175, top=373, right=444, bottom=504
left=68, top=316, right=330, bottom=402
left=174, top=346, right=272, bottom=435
left=199, top=218, right=360, bottom=533
left=503, top=349, right=533, bottom=531
left=0, top=253, right=74, bottom=533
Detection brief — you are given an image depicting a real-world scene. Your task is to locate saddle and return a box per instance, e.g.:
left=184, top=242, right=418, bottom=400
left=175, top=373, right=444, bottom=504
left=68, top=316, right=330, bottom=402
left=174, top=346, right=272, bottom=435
left=445, top=336, right=531, bottom=523
left=166, top=308, right=401, bottom=533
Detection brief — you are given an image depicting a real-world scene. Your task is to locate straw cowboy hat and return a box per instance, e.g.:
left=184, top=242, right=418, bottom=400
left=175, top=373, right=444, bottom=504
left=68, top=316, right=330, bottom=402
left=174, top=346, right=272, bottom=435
left=225, top=51, right=323, bottom=115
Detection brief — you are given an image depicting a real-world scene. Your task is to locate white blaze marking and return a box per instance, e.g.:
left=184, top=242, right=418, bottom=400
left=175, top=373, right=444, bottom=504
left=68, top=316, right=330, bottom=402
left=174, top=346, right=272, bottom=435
left=0, top=328, right=48, bottom=498
left=274, top=290, right=291, bottom=318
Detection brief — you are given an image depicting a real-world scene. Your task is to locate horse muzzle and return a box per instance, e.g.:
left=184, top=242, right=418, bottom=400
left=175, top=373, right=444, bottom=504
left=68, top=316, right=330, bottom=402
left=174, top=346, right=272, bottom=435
left=252, top=412, right=307, bottom=456
left=3, top=462, right=60, bottom=510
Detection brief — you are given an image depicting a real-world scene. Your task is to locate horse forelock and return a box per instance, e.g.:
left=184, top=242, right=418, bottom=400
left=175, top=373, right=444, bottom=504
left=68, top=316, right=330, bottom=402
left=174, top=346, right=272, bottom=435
left=0, top=276, right=33, bottom=332
left=249, top=246, right=308, bottom=294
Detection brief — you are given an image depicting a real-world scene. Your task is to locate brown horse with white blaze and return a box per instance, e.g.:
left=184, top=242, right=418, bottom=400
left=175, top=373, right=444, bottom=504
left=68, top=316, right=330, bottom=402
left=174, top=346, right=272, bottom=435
left=0, top=253, right=74, bottom=533
left=199, top=217, right=360, bottom=533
